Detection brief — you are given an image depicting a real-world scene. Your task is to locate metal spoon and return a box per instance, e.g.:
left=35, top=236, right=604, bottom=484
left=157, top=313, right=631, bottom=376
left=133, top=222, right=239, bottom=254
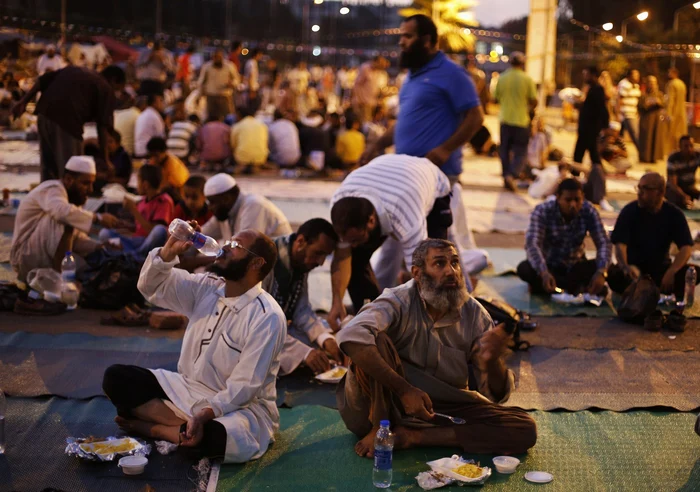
left=434, top=412, right=466, bottom=425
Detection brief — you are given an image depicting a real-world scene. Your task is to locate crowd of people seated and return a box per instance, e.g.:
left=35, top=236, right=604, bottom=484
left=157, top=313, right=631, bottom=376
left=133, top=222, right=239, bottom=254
left=4, top=12, right=699, bottom=472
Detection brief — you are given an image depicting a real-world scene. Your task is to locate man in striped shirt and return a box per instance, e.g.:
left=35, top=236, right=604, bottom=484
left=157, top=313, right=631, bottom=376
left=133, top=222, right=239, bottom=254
left=617, top=70, right=642, bottom=150
left=327, top=154, right=453, bottom=330
left=517, top=179, right=612, bottom=295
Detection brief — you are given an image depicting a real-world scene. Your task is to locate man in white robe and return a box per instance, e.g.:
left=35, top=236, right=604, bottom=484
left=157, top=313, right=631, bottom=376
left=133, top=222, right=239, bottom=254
left=10, top=155, right=120, bottom=282
left=261, top=218, right=343, bottom=376
left=180, top=174, right=292, bottom=272
left=201, top=174, right=292, bottom=241
left=102, top=228, right=287, bottom=463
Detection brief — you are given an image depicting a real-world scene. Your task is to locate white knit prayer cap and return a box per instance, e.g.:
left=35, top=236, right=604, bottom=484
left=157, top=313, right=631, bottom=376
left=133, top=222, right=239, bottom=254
left=65, top=156, right=96, bottom=175
left=204, top=173, right=237, bottom=197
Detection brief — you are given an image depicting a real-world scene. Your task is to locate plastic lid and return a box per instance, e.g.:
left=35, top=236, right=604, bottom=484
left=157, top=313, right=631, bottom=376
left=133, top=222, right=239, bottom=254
left=380, top=420, right=390, bottom=427
left=65, top=251, right=72, bottom=256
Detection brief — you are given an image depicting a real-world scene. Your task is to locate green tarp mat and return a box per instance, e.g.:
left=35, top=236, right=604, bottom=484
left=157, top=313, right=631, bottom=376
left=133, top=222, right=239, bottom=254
left=474, top=275, right=617, bottom=317
left=217, top=405, right=700, bottom=492
left=476, top=274, right=700, bottom=319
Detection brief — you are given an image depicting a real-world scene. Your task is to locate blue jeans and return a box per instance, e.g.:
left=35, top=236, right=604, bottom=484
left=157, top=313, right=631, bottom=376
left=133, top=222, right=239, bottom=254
left=499, top=123, right=530, bottom=179
left=621, top=117, right=640, bottom=150
left=99, top=225, right=169, bottom=258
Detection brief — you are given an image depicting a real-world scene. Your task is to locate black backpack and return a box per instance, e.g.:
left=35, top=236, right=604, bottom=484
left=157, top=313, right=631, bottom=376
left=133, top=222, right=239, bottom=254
left=474, top=296, right=534, bottom=351
left=617, top=275, right=660, bottom=325
left=78, top=253, right=144, bottom=310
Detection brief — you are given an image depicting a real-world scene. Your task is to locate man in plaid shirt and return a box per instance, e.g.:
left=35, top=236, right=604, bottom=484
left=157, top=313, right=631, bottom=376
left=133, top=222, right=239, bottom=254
left=517, top=178, right=612, bottom=295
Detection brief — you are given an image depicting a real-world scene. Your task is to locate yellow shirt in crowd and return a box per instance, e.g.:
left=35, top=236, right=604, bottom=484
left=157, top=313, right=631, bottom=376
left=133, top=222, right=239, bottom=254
left=230, top=116, right=269, bottom=166
left=161, top=153, right=190, bottom=190
left=336, top=129, right=366, bottom=166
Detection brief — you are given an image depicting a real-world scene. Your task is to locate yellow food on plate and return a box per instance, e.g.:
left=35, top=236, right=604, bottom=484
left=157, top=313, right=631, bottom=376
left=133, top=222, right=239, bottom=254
left=329, top=367, right=347, bottom=379
left=452, top=463, right=483, bottom=479
left=83, top=439, right=138, bottom=455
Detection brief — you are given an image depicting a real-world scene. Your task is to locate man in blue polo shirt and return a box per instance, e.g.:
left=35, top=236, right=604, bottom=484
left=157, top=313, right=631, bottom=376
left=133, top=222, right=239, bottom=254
left=361, top=14, right=484, bottom=180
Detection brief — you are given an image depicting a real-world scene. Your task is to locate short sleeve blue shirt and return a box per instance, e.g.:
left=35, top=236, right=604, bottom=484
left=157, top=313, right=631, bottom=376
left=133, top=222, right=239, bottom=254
left=394, top=52, right=480, bottom=176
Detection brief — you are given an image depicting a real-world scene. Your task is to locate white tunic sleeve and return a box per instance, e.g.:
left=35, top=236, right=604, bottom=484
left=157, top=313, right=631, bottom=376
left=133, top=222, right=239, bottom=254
left=39, top=184, right=94, bottom=233
left=138, top=248, right=218, bottom=318
left=192, top=310, right=286, bottom=417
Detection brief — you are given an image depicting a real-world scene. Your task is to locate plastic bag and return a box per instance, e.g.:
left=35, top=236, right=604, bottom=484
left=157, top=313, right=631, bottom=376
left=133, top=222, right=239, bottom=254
left=528, top=166, right=561, bottom=199
left=26, top=268, right=63, bottom=296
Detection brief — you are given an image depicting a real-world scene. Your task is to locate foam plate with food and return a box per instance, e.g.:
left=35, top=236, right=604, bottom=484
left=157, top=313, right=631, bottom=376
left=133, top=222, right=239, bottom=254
left=315, top=366, right=348, bottom=383
left=426, top=455, right=491, bottom=484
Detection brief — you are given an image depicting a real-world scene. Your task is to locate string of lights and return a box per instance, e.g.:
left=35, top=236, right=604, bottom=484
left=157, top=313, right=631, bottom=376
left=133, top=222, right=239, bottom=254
left=346, top=26, right=526, bottom=41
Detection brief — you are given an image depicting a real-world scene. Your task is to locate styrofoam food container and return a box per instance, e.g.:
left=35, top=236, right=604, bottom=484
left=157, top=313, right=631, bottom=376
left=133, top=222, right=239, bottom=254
left=492, top=456, right=520, bottom=474
left=118, top=456, right=148, bottom=475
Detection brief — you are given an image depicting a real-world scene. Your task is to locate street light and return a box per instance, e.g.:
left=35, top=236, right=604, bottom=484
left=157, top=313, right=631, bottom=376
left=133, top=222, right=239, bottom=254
left=314, top=0, right=323, bottom=4
left=671, top=2, right=700, bottom=66
left=621, top=11, right=649, bottom=40
left=616, top=35, right=623, bottom=42
left=340, top=7, right=350, bottom=15
left=602, top=22, right=614, bottom=31
left=674, top=2, right=700, bottom=31
left=312, top=24, right=320, bottom=32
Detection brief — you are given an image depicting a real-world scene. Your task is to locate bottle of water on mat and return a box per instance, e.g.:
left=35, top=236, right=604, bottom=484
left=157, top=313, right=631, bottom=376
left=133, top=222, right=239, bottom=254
left=61, top=251, right=76, bottom=283
left=684, top=267, right=697, bottom=308
left=0, top=389, right=6, bottom=454
left=372, top=420, right=394, bottom=488
left=168, top=219, right=222, bottom=256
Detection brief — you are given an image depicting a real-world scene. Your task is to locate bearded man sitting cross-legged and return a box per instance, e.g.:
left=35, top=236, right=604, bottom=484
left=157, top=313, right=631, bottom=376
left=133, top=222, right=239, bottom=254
left=336, top=238, right=537, bottom=457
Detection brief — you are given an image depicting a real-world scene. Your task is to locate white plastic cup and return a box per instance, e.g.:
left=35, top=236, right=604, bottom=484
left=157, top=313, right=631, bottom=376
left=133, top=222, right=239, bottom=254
left=118, top=456, right=148, bottom=475
left=492, top=456, right=520, bottom=474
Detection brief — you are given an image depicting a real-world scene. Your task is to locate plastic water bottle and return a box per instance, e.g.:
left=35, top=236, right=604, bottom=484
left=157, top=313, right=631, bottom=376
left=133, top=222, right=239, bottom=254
left=684, top=267, right=697, bottom=308
left=0, top=389, right=6, bottom=454
left=168, top=219, right=222, bottom=256
left=61, top=251, right=77, bottom=283
left=372, top=420, right=394, bottom=488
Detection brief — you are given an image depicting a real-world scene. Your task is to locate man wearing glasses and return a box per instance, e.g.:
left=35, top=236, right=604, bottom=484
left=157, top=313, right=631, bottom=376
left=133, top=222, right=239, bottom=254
left=608, top=172, right=699, bottom=300
left=102, top=227, right=287, bottom=463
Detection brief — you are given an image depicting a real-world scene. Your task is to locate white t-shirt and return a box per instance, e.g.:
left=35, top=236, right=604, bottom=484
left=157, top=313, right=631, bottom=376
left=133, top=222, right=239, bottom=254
left=37, top=54, right=66, bottom=76
left=134, top=107, right=166, bottom=157
left=244, top=59, right=260, bottom=92
left=268, top=119, right=301, bottom=167
left=114, top=107, right=141, bottom=156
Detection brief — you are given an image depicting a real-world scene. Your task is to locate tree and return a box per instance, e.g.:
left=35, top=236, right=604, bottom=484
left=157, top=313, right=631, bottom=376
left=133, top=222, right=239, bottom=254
left=399, top=0, right=478, bottom=52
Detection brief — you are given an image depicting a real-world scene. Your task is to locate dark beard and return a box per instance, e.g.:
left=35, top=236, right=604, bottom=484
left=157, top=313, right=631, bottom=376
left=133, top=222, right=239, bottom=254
left=418, top=270, right=469, bottom=313
left=208, top=255, right=253, bottom=282
left=399, top=43, right=432, bottom=70
left=66, top=187, right=86, bottom=206
left=214, top=207, right=230, bottom=222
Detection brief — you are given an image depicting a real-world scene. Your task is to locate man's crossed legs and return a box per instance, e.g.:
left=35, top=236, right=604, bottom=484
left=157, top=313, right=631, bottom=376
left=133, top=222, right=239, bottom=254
left=102, top=364, right=227, bottom=458
left=337, top=333, right=537, bottom=458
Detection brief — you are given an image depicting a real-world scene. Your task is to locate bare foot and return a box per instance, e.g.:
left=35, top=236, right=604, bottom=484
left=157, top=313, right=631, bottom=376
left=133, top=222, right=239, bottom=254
left=355, top=426, right=379, bottom=458
left=393, top=426, right=418, bottom=450
left=115, top=416, right=156, bottom=438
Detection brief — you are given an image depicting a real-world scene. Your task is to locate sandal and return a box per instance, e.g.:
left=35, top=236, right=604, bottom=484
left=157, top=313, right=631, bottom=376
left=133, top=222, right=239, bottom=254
left=101, top=306, right=151, bottom=327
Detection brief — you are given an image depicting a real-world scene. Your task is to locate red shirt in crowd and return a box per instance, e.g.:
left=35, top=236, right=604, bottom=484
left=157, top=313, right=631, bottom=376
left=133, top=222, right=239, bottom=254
left=173, top=202, right=214, bottom=226
left=135, top=193, right=175, bottom=237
